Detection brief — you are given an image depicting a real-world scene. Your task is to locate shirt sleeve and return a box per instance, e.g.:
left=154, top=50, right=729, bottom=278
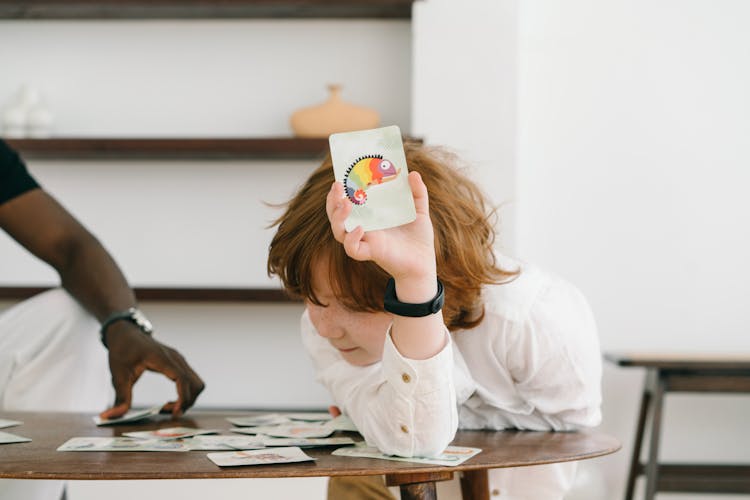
left=0, top=140, right=40, bottom=205
left=300, top=309, right=458, bottom=457
left=501, top=276, right=602, bottom=430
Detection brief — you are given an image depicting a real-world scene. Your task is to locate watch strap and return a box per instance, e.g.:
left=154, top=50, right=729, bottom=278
left=100, top=307, right=153, bottom=348
left=383, top=277, right=444, bottom=317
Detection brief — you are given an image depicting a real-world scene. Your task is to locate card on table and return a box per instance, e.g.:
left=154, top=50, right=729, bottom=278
left=93, top=405, right=161, bottom=426
left=281, top=412, right=332, bottom=422
left=231, top=424, right=334, bottom=439
left=0, top=431, right=31, bottom=444
left=57, top=437, right=190, bottom=452
left=332, top=444, right=482, bottom=466
left=226, top=414, right=292, bottom=427
left=0, top=418, right=22, bottom=429
left=329, top=125, right=416, bottom=233
left=207, top=446, right=315, bottom=467
left=260, top=436, right=356, bottom=448
left=123, top=427, right=217, bottom=440
left=322, top=414, right=358, bottom=433
left=181, top=435, right=265, bottom=451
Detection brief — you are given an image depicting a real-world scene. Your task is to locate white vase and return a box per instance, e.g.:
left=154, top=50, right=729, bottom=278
left=2, top=104, right=27, bottom=137
left=27, top=103, right=54, bottom=138
left=2, top=84, right=43, bottom=138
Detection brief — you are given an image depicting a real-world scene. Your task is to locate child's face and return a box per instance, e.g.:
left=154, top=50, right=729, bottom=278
left=307, top=260, right=392, bottom=367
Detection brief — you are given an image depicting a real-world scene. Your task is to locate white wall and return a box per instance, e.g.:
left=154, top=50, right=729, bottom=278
left=0, top=18, right=411, bottom=408
left=517, top=0, right=750, bottom=497
left=0, top=20, right=411, bottom=138
left=0, top=19, right=411, bottom=287
left=412, top=0, right=518, bottom=250
left=5, top=2, right=750, bottom=499
left=0, top=19, right=412, bottom=500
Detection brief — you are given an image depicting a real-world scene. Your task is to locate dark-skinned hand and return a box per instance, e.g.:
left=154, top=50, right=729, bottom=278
left=98, top=321, right=205, bottom=420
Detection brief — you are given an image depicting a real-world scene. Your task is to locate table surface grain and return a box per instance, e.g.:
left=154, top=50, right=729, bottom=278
left=0, top=411, right=620, bottom=480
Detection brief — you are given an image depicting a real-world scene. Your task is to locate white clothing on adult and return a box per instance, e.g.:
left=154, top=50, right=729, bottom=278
left=0, top=289, right=112, bottom=500
left=301, top=258, right=602, bottom=500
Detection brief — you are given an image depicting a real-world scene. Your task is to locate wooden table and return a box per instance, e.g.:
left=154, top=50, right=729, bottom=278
left=0, top=411, right=620, bottom=500
left=606, top=352, right=750, bottom=500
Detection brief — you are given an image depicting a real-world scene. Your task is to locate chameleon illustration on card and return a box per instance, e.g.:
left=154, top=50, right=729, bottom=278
left=343, top=154, right=400, bottom=205
left=329, top=125, right=416, bottom=232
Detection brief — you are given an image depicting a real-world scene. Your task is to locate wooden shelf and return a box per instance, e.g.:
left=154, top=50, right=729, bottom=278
left=0, top=286, right=300, bottom=303
left=0, top=1, right=414, bottom=19
left=5, top=138, right=331, bottom=160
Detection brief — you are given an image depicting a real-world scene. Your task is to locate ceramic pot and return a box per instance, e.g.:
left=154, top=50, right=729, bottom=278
left=290, top=84, right=380, bottom=138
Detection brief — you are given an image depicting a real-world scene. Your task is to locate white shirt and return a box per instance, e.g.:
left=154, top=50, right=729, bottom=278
left=300, top=258, right=602, bottom=498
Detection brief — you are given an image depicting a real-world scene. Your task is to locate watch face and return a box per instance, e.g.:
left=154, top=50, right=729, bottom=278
left=131, top=308, right=153, bottom=333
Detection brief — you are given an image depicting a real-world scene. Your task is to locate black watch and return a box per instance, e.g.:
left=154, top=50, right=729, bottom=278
left=100, top=307, right=153, bottom=347
left=383, top=277, right=444, bottom=317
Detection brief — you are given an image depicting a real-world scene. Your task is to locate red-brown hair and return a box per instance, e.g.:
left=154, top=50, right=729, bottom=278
left=267, top=142, right=517, bottom=331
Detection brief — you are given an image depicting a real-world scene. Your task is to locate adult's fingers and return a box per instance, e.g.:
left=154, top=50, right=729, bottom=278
left=173, top=352, right=205, bottom=413
left=99, top=366, right=137, bottom=419
left=148, top=345, right=205, bottom=417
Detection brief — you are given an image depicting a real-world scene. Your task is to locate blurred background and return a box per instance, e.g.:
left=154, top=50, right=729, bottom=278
left=1, top=0, right=749, bottom=498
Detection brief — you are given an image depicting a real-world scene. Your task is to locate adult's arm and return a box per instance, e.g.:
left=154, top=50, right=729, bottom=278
left=0, top=188, right=204, bottom=418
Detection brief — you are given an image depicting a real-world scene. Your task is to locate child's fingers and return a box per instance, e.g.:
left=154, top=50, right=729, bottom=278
left=325, top=181, right=340, bottom=221
left=326, top=182, right=351, bottom=243
left=342, top=225, right=371, bottom=262
left=408, top=171, right=430, bottom=215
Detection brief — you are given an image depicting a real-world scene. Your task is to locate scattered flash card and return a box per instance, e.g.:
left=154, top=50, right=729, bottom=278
left=207, top=446, right=315, bottom=467
left=332, top=444, right=481, bottom=466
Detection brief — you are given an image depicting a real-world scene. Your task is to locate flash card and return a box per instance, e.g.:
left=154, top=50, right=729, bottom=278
left=207, top=447, right=315, bottom=467
left=329, top=125, right=416, bottom=232
left=260, top=436, right=356, bottom=448
left=322, top=415, right=358, bottom=432
left=122, top=427, right=218, bottom=440
left=0, top=419, right=22, bottom=429
left=0, top=431, right=31, bottom=444
left=57, top=437, right=190, bottom=452
left=231, top=424, right=334, bottom=439
left=332, top=443, right=482, bottom=466
left=181, top=435, right=265, bottom=451
left=93, top=405, right=161, bottom=426
left=227, top=414, right=292, bottom=427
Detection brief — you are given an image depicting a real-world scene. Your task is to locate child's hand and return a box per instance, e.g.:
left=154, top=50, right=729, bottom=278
left=326, top=171, right=437, bottom=286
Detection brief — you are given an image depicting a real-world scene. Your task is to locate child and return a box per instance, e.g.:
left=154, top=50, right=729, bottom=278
left=267, top=143, right=602, bottom=499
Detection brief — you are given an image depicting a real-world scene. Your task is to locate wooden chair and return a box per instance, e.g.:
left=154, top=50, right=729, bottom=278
left=385, top=470, right=490, bottom=500
left=607, top=352, right=750, bottom=499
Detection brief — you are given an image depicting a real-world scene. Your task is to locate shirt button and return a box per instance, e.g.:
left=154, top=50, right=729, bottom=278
left=400, top=424, right=409, bottom=434
left=401, top=373, right=411, bottom=383
left=491, top=489, right=501, bottom=496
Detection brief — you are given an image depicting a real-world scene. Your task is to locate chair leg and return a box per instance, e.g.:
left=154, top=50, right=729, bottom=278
left=460, top=469, right=490, bottom=500
left=644, top=372, right=666, bottom=500
left=400, top=482, right=437, bottom=500
left=625, top=373, right=653, bottom=500
left=386, top=471, right=452, bottom=500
